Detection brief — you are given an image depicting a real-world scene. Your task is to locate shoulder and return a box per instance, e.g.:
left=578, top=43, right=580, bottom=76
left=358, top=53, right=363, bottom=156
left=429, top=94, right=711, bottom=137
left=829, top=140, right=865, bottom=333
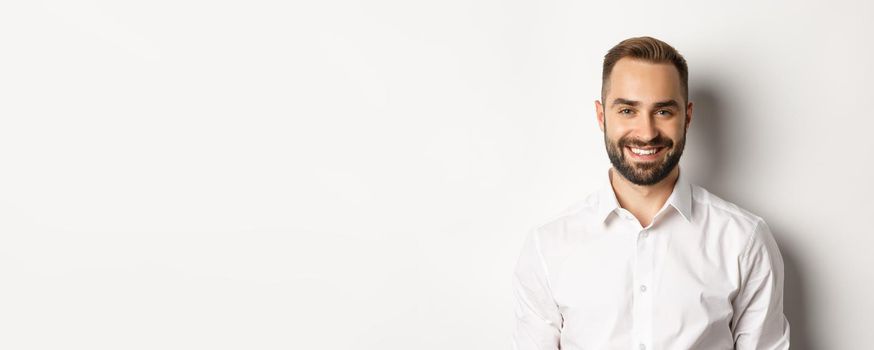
left=690, top=184, right=768, bottom=245
left=692, top=184, right=763, bottom=223
left=528, top=192, right=601, bottom=250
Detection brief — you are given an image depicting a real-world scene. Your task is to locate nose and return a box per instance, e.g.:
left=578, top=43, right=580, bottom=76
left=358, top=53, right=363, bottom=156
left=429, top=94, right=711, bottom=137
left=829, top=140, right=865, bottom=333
left=635, top=116, right=660, bottom=143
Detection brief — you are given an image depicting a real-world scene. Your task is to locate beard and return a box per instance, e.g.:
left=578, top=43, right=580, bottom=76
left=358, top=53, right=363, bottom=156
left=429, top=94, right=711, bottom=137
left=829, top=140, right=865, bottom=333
left=604, top=128, right=686, bottom=186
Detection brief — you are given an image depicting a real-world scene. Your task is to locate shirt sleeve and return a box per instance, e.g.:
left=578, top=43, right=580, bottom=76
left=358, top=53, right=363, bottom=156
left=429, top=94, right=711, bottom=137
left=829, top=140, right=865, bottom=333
left=512, top=228, right=562, bottom=350
left=730, top=219, right=791, bottom=349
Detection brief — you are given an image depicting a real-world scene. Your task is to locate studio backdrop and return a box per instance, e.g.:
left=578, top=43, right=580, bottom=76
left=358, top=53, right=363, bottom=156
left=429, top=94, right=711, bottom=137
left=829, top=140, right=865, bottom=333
left=0, top=0, right=871, bottom=349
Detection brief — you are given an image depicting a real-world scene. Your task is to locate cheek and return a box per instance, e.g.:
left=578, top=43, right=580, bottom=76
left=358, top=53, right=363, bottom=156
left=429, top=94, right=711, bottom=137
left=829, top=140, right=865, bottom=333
left=656, top=121, right=685, bottom=139
left=668, top=126, right=687, bottom=141
left=607, top=126, right=634, bottom=142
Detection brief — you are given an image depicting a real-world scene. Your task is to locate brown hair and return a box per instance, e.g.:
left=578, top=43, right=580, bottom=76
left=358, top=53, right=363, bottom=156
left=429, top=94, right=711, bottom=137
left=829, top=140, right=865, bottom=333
left=601, top=36, right=689, bottom=104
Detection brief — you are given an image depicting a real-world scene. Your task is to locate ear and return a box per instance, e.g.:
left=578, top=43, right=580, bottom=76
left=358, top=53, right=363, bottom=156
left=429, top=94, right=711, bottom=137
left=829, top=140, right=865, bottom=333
left=595, top=100, right=605, bottom=132
left=685, top=101, right=694, bottom=130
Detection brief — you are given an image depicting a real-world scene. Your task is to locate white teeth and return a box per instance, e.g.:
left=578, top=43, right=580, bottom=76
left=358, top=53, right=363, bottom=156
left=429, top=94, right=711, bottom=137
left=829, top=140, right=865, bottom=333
left=630, top=147, right=658, bottom=155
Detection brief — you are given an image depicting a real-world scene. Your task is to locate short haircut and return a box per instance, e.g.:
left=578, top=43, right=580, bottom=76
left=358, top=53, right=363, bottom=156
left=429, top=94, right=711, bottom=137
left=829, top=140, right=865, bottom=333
left=601, top=36, right=689, bottom=104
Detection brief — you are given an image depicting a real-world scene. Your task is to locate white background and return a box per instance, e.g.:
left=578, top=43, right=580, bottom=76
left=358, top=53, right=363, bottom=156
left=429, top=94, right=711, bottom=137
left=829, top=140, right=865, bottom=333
left=1, top=1, right=871, bottom=349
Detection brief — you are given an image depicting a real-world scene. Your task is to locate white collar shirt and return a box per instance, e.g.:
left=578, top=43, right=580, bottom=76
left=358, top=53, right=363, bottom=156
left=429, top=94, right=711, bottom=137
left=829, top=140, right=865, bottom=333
left=512, top=166, right=790, bottom=350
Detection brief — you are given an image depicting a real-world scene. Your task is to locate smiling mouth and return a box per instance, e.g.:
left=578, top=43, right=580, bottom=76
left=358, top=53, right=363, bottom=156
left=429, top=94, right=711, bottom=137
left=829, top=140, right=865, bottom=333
left=625, top=146, right=666, bottom=159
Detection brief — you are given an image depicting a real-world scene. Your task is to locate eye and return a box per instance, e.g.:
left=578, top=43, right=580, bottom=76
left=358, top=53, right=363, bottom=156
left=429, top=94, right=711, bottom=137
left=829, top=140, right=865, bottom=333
left=618, top=108, right=633, bottom=115
left=656, top=109, right=673, bottom=116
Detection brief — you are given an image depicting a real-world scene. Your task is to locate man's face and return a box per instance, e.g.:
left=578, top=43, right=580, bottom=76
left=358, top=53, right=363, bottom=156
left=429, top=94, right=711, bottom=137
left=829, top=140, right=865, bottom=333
left=596, top=58, right=693, bottom=186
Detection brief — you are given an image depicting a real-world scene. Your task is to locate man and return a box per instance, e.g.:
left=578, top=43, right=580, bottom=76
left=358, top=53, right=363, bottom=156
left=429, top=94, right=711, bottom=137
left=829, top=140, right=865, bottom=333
left=511, top=37, right=790, bottom=349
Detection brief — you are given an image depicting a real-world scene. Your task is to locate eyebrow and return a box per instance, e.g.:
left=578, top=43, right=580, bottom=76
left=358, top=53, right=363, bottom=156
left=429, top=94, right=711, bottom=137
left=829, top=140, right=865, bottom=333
left=653, top=100, right=680, bottom=109
left=611, top=98, right=680, bottom=109
left=611, top=98, right=639, bottom=107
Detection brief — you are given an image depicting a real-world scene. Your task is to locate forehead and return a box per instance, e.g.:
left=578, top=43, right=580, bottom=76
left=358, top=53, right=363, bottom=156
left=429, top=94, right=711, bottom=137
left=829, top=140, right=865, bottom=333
left=607, top=58, right=683, bottom=103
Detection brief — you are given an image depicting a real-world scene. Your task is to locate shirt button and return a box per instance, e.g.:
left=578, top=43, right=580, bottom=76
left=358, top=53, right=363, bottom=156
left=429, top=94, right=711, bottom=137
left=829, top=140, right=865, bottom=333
left=639, top=344, right=646, bottom=350
left=640, top=285, right=647, bottom=292
left=640, top=232, right=649, bottom=238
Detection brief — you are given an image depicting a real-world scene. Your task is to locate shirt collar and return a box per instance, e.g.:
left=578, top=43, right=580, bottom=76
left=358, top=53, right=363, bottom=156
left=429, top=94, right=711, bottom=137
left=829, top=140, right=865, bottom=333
left=596, top=166, right=693, bottom=223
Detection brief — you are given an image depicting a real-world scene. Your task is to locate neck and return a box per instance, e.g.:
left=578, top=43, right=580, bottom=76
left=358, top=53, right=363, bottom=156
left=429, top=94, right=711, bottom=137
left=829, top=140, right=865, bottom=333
left=609, top=166, right=679, bottom=226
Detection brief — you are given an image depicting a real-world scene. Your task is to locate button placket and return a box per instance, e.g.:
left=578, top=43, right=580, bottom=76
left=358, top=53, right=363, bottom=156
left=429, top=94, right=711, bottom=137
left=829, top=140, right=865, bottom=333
left=633, top=228, right=654, bottom=350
